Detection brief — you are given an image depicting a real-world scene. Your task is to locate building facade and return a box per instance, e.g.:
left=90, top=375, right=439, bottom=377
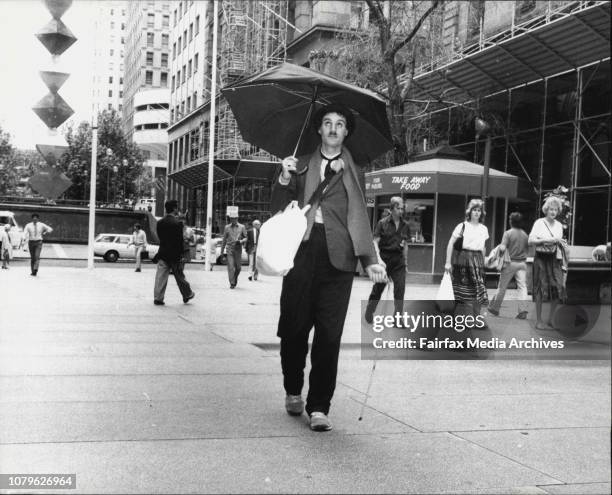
left=404, top=0, right=610, bottom=248
left=90, top=1, right=128, bottom=114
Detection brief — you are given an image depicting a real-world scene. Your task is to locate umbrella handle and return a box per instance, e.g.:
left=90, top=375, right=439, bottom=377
left=291, top=85, right=319, bottom=160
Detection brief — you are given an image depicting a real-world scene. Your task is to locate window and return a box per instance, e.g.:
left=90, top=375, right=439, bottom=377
left=161, top=72, right=168, bottom=87
left=188, top=60, right=192, bottom=78
left=118, top=104, right=122, bottom=111
left=173, top=10, right=177, bottom=26
left=181, top=100, right=185, bottom=115
left=109, top=49, right=114, bottom=56
left=183, top=30, right=187, bottom=48
left=146, top=51, right=154, bottom=65
left=145, top=71, right=153, bottom=85
left=119, top=90, right=123, bottom=98
left=195, top=15, right=200, bottom=34
left=192, top=91, right=197, bottom=109
left=110, top=8, right=114, bottom=15
left=108, top=76, right=113, bottom=84
left=121, top=37, right=125, bottom=44
left=121, top=22, right=125, bottom=30
left=161, top=53, right=168, bottom=68
left=147, top=32, right=154, bottom=47
left=162, top=15, right=169, bottom=28
left=147, top=13, right=155, bottom=28
left=110, top=21, right=115, bottom=29
left=171, top=75, right=175, bottom=91
left=172, top=42, right=176, bottom=59
left=187, top=96, right=191, bottom=111
left=177, top=70, right=181, bottom=85
left=108, top=90, right=113, bottom=97
left=189, top=23, right=193, bottom=41
left=162, top=4, right=169, bottom=11
left=182, top=65, right=186, bottom=83
left=119, top=77, right=123, bottom=85
left=162, top=34, right=169, bottom=48
left=108, top=103, right=112, bottom=110
left=178, top=37, right=182, bottom=53
left=194, top=53, right=198, bottom=72
left=170, top=109, right=174, bottom=121
left=179, top=2, right=182, bottom=17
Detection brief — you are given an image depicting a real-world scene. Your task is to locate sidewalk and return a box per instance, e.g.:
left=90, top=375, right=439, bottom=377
left=0, top=265, right=610, bottom=494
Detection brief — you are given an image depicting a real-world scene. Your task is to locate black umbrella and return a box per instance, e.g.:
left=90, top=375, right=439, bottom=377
left=221, top=63, right=393, bottom=165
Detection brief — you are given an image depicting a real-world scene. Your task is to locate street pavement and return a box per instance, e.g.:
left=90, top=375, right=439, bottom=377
left=0, top=256, right=610, bottom=494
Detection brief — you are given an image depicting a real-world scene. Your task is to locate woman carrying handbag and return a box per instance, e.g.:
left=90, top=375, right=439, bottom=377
left=444, top=199, right=490, bottom=323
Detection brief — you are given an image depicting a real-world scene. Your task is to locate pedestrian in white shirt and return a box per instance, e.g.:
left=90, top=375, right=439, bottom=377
left=22, top=213, right=53, bottom=276
left=128, top=223, right=147, bottom=272
left=1, top=224, right=13, bottom=269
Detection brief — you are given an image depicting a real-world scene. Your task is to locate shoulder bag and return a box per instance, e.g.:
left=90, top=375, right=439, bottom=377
left=453, top=222, right=465, bottom=251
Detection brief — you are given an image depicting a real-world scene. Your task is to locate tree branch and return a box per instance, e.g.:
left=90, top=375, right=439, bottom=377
left=365, top=0, right=389, bottom=56
left=388, top=0, right=442, bottom=58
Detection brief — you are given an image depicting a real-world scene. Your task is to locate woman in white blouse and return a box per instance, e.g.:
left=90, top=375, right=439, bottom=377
left=445, top=199, right=490, bottom=317
left=528, top=196, right=565, bottom=330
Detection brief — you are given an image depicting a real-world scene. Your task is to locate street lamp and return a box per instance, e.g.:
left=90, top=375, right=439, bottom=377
left=105, top=148, right=113, bottom=204
left=475, top=117, right=492, bottom=204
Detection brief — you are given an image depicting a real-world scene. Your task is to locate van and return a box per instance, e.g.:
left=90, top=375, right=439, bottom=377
left=0, top=211, right=24, bottom=248
left=134, top=198, right=156, bottom=212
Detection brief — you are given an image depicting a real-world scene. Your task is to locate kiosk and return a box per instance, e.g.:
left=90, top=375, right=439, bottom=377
left=365, top=146, right=534, bottom=277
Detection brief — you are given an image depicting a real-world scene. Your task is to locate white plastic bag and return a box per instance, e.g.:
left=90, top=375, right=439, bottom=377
left=435, top=272, right=455, bottom=313
left=256, top=201, right=311, bottom=276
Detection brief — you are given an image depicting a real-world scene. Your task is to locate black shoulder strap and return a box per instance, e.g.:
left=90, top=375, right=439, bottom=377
left=306, top=170, right=344, bottom=208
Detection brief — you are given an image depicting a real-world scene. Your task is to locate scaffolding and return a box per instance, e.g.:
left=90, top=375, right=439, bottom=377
left=214, top=0, right=289, bottom=163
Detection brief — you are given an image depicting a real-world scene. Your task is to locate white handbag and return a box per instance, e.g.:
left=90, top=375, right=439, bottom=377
left=435, top=272, right=455, bottom=313
left=256, top=201, right=311, bottom=276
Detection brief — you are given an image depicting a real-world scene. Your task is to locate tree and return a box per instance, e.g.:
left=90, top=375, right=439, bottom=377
left=0, top=125, right=16, bottom=195
left=58, top=109, right=148, bottom=203
left=308, top=0, right=444, bottom=166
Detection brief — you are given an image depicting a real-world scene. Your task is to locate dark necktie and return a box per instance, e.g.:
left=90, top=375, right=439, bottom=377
left=321, top=151, right=342, bottom=180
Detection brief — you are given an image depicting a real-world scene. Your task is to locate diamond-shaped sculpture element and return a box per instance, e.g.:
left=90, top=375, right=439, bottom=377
left=44, top=0, right=73, bottom=19
left=35, top=19, right=77, bottom=56
left=36, top=133, right=69, bottom=166
left=32, top=92, right=74, bottom=128
left=28, top=167, right=72, bottom=199
left=40, top=70, right=69, bottom=93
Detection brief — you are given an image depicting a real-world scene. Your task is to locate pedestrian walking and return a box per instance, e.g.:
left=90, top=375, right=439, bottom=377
left=246, top=219, right=261, bottom=281
left=22, top=213, right=53, bottom=276
left=1, top=224, right=13, bottom=269
left=220, top=216, right=246, bottom=289
left=488, top=212, right=529, bottom=319
left=128, top=223, right=147, bottom=272
left=444, top=198, right=489, bottom=320
left=178, top=214, right=195, bottom=271
left=271, top=103, right=386, bottom=432
left=153, top=200, right=195, bottom=306
left=528, top=196, right=567, bottom=330
left=364, top=196, right=409, bottom=324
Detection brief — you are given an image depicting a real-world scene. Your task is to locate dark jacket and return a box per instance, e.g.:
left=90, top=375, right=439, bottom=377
left=246, top=228, right=259, bottom=254
left=270, top=147, right=377, bottom=272
left=156, top=214, right=183, bottom=263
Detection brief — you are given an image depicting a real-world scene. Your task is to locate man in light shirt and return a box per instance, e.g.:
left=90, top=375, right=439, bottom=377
left=22, top=213, right=53, bottom=276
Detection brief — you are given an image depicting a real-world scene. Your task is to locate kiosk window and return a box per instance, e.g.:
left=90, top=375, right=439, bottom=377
left=404, top=198, right=434, bottom=243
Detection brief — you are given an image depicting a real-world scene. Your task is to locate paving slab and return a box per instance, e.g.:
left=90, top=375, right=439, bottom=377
left=540, top=482, right=611, bottom=494
left=455, top=428, right=611, bottom=485
left=0, top=434, right=561, bottom=494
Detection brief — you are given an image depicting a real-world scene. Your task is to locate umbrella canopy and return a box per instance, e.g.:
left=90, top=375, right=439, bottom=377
left=365, top=159, right=523, bottom=199
left=221, top=63, right=393, bottom=165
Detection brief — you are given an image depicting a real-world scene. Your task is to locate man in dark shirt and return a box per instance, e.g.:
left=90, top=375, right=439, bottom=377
left=153, top=199, right=195, bottom=305
left=221, top=216, right=247, bottom=288
left=365, top=197, right=409, bottom=323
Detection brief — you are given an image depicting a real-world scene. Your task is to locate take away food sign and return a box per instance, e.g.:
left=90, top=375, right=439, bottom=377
left=365, top=174, right=437, bottom=196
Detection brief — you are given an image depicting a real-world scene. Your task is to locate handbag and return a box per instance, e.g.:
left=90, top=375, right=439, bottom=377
left=256, top=171, right=340, bottom=276
left=535, top=221, right=558, bottom=255
left=435, top=272, right=456, bottom=314
left=140, top=248, right=149, bottom=260
left=453, top=222, right=465, bottom=251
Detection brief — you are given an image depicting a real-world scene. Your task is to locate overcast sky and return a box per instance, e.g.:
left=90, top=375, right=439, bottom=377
left=0, top=0, right=96, bottom=149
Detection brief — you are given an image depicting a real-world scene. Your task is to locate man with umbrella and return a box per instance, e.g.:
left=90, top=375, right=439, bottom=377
left=271, top=103, right=387, bottom=432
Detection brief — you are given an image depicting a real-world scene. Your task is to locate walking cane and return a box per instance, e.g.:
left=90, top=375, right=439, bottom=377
left=359, top=282, right=393, bottom=421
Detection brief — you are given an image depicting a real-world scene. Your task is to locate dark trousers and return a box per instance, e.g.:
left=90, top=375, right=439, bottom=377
left=154, top=259, right=192, bottom=302
left=278, top=224, right=354, bottom=415
left=28, top=240, right=43, bottom=273
left=367, top=251, right=406, bottom=315
left=226, top=246, right=242, bottom=286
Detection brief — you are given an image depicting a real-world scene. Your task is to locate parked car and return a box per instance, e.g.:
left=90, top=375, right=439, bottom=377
left=94, top=233, right=159, bottom=262
left=0, top=210, right=24, bottom=248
